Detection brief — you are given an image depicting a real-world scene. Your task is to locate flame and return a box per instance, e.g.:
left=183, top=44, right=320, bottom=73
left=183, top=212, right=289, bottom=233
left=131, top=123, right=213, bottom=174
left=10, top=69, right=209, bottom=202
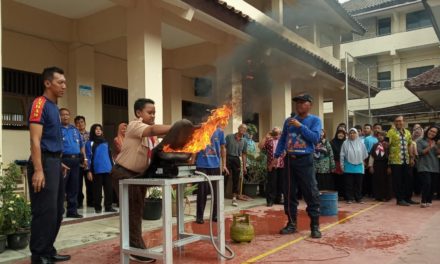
left=163, top=105, right=232, bottom=153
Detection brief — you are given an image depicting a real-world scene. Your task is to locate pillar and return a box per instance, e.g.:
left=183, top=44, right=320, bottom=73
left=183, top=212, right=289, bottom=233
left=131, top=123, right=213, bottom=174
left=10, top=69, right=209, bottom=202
left=309, top=87, right=324, bottom=122
left=126, top=0, right=163, bottom=122
left=68, top=44, right=96, bottom=123
left=332, top=89, right=346, bottom=133
left=271, top=0, right=283, bottom=24
left=270, top=78, right=291, bottom=129
left=163, top=69, right=182, bottom=124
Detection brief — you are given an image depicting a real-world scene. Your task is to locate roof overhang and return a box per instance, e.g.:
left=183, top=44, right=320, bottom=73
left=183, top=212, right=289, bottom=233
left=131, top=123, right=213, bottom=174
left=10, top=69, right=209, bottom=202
left=405, top=66, right=440, bottom=110
left=182, top=0, right=378, bottom=98
left=423, top=0, right=440, bottom=41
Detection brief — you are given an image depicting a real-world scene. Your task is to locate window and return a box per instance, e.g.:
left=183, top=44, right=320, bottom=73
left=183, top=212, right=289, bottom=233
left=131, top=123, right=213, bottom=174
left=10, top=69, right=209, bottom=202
left=2, top=68, right=44, bottom=130
left=377, top=71, right=391, bottom=89
left=407, top=65, right=434, bottom=78
left=406, top=10, right=431, bottom=31
left=377, top=17, right=391, bottom=36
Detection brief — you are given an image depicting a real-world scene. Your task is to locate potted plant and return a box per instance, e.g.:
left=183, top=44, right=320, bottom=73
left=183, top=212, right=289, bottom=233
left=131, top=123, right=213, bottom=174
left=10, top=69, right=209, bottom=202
left=243, top=153, right=267, bottom=197
left=143, top=187, right=162, bottom=220
left=171, top=184, right=198, bottom=217
left=0, top=163, right=31, bottom=250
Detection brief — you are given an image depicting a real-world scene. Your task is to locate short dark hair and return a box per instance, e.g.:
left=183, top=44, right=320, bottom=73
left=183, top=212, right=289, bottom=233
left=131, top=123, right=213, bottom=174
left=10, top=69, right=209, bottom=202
left=42, top=66, right=64, bottom=83
left=134, top=98, right=155, bottom=117
left=373, top=123, right=382, bottom=128
left=74, top=115, right=85, bottom=123
left=354, top=125, right=362, bottom=130
left=59, top=108, right=70, bottom=114
left=394, top=115, right=404, bottom=121
left=364, top=124, right=372, bottom=129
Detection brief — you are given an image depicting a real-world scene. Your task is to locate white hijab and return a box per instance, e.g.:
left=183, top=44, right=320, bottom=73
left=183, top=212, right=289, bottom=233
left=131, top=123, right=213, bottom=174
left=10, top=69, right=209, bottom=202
left=341, top=128, right=368, bottom=165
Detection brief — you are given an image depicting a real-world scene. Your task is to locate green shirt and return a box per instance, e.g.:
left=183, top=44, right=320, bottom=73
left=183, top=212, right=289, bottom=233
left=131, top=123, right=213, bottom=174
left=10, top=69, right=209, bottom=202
left=386, top=128, right=412, bottom=165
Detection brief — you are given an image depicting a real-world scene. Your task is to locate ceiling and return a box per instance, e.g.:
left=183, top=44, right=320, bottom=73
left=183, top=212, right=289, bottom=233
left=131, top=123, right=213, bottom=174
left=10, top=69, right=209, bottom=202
left=14, top=0, right=115, bottom=19
left=161, top=23, right=205, bottom=50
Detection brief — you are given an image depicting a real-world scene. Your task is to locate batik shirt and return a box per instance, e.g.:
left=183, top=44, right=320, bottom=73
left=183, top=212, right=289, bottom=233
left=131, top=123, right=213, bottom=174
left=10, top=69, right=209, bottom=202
left=386, top=128, right=412, bottom=165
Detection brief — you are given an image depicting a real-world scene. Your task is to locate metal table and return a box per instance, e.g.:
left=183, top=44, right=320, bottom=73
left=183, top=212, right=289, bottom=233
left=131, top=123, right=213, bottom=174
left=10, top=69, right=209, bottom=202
left=119, top=175, right=225, bottom=264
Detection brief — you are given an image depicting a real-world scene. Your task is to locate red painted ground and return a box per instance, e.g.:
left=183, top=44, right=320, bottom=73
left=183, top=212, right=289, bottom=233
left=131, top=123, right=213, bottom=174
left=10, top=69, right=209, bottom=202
left=16, top=200, right=440, bottom=264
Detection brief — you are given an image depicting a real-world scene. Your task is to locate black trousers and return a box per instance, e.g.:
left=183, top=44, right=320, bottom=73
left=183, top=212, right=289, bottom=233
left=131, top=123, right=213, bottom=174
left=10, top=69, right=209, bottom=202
left=419, top=171, right=435, bottom=203
left=266, top=168, right=284, bottom=203
left=283, top=154, right=320, bottom=220
left=344, top=173, right=363, bottom=202
left=196, top=168, right=220, bottom=220
left=92, top=173, right=113, bottom=210
left=225, top=156, right=241, bottom=195
left=62, top=156, right=80, bottom=215
left=78, top=167, right=93, bottom=207
left=362, top=168, right=373, bottom=197
left=391, top=164, right=412, bottom=202
left=27, top=154, right=64, bottom=258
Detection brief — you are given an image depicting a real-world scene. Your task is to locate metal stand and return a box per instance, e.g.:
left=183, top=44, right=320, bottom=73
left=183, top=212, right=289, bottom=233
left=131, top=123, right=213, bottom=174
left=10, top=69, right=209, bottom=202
left=119, top=176, right=225, bottom=264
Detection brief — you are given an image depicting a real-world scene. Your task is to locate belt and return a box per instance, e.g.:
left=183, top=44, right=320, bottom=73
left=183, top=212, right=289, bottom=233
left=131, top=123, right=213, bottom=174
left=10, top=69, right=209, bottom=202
left=62, top=154, right=81, bottom=159
left=227, top=155, right=240, bottom=158
left=42, top=151, right=62, bottom=158
left=289, top=154, right=311, bottom=159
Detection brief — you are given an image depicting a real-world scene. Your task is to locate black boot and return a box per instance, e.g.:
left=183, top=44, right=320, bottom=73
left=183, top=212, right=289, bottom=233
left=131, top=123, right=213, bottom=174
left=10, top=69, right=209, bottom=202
left=279, top=218, right=297, bottom=235
left=310, top=216, right=322, bottom=238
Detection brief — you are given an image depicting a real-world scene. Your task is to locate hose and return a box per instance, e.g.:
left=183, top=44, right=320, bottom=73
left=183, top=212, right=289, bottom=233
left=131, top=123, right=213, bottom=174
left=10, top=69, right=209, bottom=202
left=194, top=170, right=236, bottom=260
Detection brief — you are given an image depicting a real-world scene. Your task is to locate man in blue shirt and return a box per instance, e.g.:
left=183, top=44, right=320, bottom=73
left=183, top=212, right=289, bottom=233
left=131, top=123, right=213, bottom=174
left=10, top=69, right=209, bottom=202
left=60, top=108, right=86, bottom=218
left=27, top=67, right=71, bottom=263
left=273, top=93, right=322, bottom=238
left=195, top=126, right=228, bottom=224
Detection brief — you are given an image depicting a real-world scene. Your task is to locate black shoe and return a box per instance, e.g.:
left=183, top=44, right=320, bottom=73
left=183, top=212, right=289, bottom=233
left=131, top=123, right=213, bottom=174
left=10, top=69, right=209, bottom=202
left=66, top=213, right=83, bottom=218
left=31, top=256, right=55, bottom=264
left=279, top=221, right=297, bottom=235
left=406, top=200, right=420, bottom=205
left=196, top=218, right=204, bottom=224
left=129, top=255, right=156, bottom=263
left=310, top=217, right=322, bottom=239
left=50, top=254, right=71, bottom=262
left=267, top=202, right=274, bottom=207
left=95, top=209, right=102, bottom=214
left=105, top=208, right=117, bottom=212
left=397, top=200, right=410, bottom=206
left=212, top=216, right=217, bottom=222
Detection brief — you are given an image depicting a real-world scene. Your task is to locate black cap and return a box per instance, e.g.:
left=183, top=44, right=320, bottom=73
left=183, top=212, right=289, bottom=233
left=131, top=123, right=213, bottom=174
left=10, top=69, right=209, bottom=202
left=292, top=93, right=313, bottom=103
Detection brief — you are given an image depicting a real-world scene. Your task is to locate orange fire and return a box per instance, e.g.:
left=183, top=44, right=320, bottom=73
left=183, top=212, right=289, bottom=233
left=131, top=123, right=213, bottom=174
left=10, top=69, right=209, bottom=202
left=163, top=104, right=232, bottom=153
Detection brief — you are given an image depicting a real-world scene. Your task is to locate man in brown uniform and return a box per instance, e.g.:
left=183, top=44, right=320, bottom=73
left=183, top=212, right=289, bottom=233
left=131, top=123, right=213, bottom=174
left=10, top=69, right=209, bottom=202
left=111, top=98, right=170, bottom=263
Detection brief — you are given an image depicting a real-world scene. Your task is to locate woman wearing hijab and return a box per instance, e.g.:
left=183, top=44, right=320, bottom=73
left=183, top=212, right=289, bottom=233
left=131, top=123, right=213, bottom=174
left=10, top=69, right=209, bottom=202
left=86, top=124, right=116, bottom=213
left=314, top=129, right=336, bottom=190
left=113, top=122, right=127, bottom=160
left=410, top=124, right=424, bottom=195
left=340, top=128, right=368, bottom=203
left=417, top=125, right=440, bottom=208
left=330, top=129, right=346, bottom=200
left=368, top=131, right=391, bottom=201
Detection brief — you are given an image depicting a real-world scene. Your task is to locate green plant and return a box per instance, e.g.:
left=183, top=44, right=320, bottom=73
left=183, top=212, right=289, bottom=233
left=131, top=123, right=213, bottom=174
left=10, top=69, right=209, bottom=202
left=147, top=187, right=162, bottom=200
left=171, top=184, right=198, bottom=200
left=0, top=163, right=31, bottom=234
left=245, top=153, right=267, bottom=184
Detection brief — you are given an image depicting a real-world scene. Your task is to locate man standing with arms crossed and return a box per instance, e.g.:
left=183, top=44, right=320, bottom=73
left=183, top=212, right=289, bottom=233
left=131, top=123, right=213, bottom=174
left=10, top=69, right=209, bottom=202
left=27, top=67, right=71, bottom=264
left=274, top=94, right=322, bottom=238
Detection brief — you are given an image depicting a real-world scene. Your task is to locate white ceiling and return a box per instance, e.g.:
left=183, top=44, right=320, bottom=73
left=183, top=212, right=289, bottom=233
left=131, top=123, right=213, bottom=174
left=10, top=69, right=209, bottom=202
left=14, top=0, right=115, bottom=19
left=161, top=23, right=205, bottom=50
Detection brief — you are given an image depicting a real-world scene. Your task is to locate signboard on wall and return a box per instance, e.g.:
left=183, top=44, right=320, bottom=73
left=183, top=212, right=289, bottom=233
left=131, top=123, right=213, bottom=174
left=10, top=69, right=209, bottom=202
left=79, top=85, right=93, bottom=97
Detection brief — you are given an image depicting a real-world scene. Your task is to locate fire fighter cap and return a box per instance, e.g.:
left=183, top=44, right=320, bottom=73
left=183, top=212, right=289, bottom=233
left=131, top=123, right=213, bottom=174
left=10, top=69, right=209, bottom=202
left=292, top=93, right=313, bottom=103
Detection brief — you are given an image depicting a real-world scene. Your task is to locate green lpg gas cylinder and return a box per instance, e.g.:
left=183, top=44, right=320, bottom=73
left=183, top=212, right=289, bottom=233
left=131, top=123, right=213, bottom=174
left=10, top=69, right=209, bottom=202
left=230, top=213, right=255, bottom=243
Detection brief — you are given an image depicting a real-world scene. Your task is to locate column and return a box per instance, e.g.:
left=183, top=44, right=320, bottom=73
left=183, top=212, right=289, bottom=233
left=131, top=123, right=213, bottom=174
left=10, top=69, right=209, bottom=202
left=332, top=89, right=346, bottom=133
left=271, top=0, right=283, bottom=24
left=270, top=78, right=291, bottom=129
left=309, top=87, right=324, bottom=121
left=126, top=0, right=163, bottom=122
left=163, top=69, right=182, bottom=124
left=68, top=44, right=96, bottom=123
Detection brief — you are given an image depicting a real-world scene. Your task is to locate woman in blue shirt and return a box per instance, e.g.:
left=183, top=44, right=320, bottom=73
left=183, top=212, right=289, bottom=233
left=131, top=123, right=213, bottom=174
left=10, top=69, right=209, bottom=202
left=340, top=128, right=368, bottom=204
left=86, top=124, right=116, bottom=213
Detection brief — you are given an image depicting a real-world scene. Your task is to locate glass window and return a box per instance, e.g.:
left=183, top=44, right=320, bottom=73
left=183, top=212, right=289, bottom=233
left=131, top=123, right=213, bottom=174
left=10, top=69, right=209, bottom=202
left=377, top=18, right=391, bottom=36
left=407, top=65, right=434, bottom=78
left=406, top=10, right=431, bottom=31
left=377, top=71, right=391, bottom=89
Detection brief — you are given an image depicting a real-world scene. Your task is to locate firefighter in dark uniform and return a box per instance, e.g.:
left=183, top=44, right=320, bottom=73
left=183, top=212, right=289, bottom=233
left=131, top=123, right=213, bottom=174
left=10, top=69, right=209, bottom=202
left=27, top=67, right=71, bottom=264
